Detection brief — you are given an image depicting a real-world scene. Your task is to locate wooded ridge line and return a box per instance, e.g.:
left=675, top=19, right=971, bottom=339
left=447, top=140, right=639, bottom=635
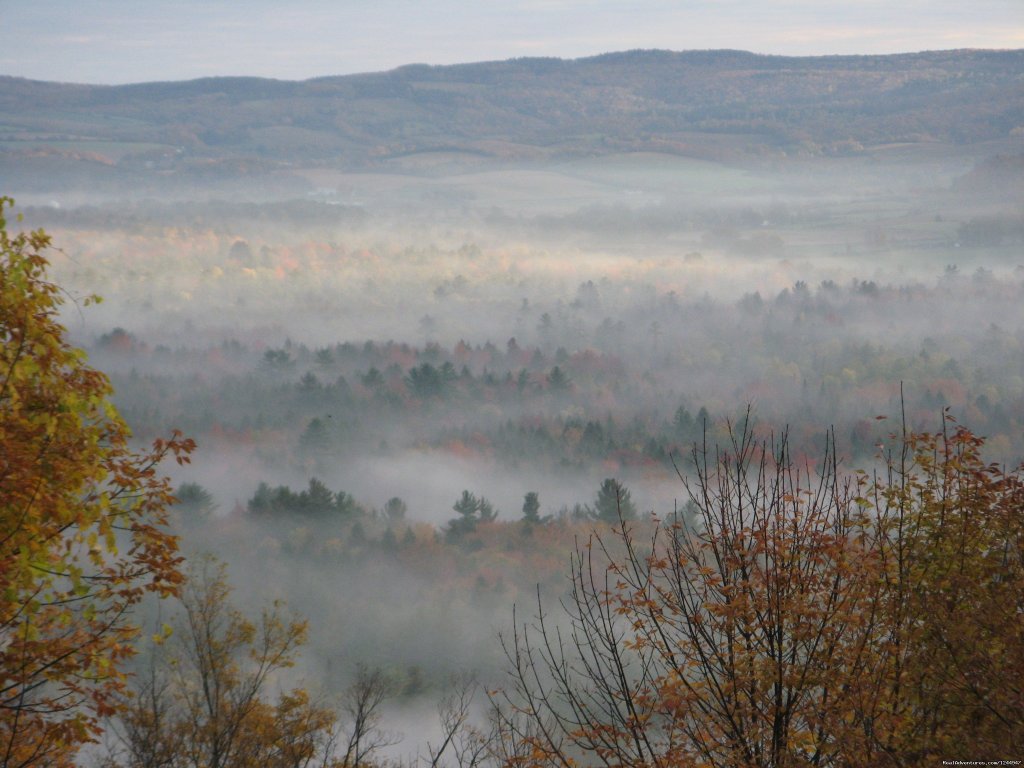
left=2, top=48, right=1022, bottom=167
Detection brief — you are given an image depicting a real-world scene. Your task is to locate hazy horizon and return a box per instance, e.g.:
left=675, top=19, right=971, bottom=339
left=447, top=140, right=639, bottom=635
left=2, top=0, right=1021, bottom=85
left=5, top=45, right=1024, bottom=88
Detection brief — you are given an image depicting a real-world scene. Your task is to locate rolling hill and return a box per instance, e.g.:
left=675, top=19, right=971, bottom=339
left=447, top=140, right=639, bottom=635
left=2, top=48, right=1022, bottom=193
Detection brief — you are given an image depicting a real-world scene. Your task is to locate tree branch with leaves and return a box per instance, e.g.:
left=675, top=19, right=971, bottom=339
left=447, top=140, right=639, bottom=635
left=0, top=197, right=194, bottom=767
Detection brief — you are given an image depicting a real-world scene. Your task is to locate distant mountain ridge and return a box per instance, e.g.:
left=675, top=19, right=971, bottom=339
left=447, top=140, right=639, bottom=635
left=2, top=48, right=1022, bottom=184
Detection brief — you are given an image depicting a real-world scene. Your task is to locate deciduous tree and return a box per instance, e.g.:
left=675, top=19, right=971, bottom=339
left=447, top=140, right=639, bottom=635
left=860, top=417, right=1024, bottom=760
left=107, top=557, right=342, bottom=768
left=494, top=416, right=1024, bottom=765
left=0, top=198, right=193, bottom=766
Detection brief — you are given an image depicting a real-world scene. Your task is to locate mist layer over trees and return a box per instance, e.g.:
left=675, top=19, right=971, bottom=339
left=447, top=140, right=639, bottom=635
left=3, top=48, right=1024, bottom=764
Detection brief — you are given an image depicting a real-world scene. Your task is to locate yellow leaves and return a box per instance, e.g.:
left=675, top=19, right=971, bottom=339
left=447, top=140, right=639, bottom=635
left=1, top=197, right=192, bottom=763
left=115, top=560, right=337, bottom=768
left=789, top=729, right=818, bottom=754
left=151, top=622, right=174, bottom=645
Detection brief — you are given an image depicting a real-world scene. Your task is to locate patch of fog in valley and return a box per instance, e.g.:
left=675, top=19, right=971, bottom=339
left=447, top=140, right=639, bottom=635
left=15, top=144, right=1024, bottom=744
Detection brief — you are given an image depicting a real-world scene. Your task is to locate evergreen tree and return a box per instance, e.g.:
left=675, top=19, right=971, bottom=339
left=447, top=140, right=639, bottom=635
left=384, top=497, right=407, bottom=523
left=448, top=490, right=481, bottom=538
left=299, top=417, right=331, bottom=456
left=591, top=478, right=637, bottom=523
left=302, top=477, right=335, bottom=516
left=478, top=497, right=498, bottom=523
left=522, top=491, right=541, bottom=524
left=548, top=365, right=569, bottom=391
left=173, top=482, right=217, bottom=527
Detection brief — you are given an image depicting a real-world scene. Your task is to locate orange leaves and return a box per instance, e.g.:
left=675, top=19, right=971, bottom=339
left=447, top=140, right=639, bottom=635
left=1, top=198, right=191, bottom=765
left=153, top=430, right=197, bottom=467
left=497, top=416, right=1024, bottom=766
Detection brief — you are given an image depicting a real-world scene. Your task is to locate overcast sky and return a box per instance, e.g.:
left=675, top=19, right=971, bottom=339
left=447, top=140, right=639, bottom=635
left=1, top=0, right=1021, bottom=84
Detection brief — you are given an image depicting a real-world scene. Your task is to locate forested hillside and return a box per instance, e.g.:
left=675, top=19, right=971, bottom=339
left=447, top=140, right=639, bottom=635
left=2, top=49, right=1023, bottom=195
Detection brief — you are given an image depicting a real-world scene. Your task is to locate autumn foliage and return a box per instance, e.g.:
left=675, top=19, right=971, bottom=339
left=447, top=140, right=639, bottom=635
left=495, top=419, right=1024, bottom=766
left=0, top=198, right=193, bottom=766
left=107, top=558, right=342, bottom=768
left=4, top=193, right=1024, bottom=765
